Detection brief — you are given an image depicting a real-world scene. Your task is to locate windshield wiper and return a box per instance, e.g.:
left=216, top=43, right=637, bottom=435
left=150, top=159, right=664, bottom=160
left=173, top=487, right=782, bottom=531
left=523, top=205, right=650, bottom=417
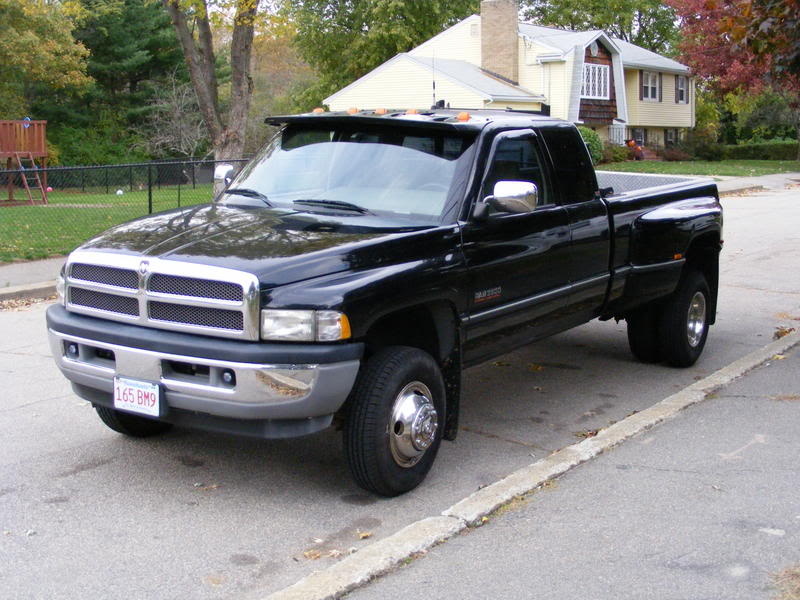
left=293, top=199, right=372, bottom=214
left=223, top=188, right=272, bottom=206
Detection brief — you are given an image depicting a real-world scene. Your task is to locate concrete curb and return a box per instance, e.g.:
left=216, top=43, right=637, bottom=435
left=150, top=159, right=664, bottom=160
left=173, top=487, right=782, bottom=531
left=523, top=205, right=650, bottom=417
left=0, top=281, right=56, bottom=302
left=718, top=185, right=765, bottom=197
left=265, top=330, right=800, bottom=600
left=268, top=517, right=466, bottom=600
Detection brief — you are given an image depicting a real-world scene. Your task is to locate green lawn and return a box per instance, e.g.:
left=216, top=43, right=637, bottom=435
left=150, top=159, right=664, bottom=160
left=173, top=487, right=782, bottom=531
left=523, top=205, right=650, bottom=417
left=598, top=160, right=800, bottom=177
left=0, top=184, right=213, bottom=263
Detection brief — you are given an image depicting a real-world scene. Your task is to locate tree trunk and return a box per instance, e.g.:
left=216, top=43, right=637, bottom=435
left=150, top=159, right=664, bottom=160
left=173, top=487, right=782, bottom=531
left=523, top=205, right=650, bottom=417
left=162, top=0, right=255, bottom=167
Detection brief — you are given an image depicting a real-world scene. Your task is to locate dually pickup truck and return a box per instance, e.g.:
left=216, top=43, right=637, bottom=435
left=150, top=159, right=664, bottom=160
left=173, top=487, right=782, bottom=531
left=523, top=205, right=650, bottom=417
left=47, top=109, right=722, bottom=495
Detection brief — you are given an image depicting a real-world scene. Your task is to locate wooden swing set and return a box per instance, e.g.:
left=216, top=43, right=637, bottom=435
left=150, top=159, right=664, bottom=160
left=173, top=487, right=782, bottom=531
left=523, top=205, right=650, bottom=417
left=1, top=120, right=49, bottom=205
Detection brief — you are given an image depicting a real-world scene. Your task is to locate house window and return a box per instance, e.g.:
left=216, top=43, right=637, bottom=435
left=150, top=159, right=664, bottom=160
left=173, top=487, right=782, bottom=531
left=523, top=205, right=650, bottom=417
left=641, top=71, right=660, bottom=101
left=676, top=75, right=688, bottom=104
left=665, top=128, right=677, bottom=147
left=630, top=128, right=646, bottom=146
left=581, top=64, right=610, bottom=100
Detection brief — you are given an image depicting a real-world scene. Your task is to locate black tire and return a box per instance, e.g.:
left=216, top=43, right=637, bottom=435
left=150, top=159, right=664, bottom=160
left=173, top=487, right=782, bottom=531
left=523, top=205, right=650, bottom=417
left=343, top=346, right=445, bottom=497
left=626, top=302, right=663, bottom=363
left=94, top=405, right=173, bottom=438
left=658, top=269, right=711, bottom=367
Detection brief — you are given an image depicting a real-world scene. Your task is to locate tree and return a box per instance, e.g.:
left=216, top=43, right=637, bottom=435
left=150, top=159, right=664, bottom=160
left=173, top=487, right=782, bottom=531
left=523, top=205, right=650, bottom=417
left=0, top=0, right=91, bottom=118
left=74, top=0, right=185, bottom=118
left=668, top=0, right=764, bottom=95
left=135, top=69, right=210, bottom=158
left=162, top=0, right=260, bottom=161
left=520, top=0, right=679, bottom=54
left=284, top=0, right=479, bottom=108
left=669, top=0, right=800, bottom=157
left=246, top=16, right=317, bottom=153
left=727, top=0, right=800, bottom=77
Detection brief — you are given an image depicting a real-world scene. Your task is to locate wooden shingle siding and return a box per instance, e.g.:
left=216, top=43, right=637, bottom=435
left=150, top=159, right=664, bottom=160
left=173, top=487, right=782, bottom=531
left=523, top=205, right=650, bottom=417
left=579, top=41, right=616, bottom=123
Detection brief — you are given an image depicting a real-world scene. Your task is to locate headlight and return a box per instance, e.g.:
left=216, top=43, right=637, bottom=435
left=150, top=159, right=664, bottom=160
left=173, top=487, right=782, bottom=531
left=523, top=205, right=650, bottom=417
left=260, top=309, right=351, bottom=342
left=56, top=269, right=66, bottom=305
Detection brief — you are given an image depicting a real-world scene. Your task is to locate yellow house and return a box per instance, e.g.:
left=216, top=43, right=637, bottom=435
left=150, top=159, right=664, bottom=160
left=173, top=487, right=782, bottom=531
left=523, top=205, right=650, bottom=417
left=324, top=0, right=695, bottom=148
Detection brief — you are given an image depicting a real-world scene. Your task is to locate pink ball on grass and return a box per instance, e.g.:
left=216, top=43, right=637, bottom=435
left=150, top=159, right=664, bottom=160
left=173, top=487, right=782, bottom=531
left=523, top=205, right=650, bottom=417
left=46, top=186, right=53, bottom=192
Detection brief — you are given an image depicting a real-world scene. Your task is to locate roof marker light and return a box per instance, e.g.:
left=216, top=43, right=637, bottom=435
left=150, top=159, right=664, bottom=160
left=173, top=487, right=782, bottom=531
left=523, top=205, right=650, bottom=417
left=347, top=107, right=359, bottom=114
left=456, top=111, right=471, bottom=122
left=375, top=108, right=388, bottom=115
left=312, top=107, right=325, bottom=114
left=405, top=108, right=419, bottom=114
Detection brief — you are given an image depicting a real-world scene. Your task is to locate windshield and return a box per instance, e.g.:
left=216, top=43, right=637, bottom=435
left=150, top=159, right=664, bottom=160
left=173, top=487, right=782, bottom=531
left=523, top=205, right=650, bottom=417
left=223, top=124, right=476, bottom=224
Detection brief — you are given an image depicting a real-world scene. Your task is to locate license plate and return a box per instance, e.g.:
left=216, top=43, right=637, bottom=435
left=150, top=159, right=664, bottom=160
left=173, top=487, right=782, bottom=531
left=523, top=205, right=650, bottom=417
left=114, top=376, right=161, bottom=417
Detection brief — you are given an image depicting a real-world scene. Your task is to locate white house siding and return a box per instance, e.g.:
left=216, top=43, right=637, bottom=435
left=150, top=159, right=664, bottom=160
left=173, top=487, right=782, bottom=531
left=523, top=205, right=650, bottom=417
left=326, top=59, right=485, bottom=111
left=547, top=56, right=572, bottom=120
left=409, top=16, right=481, bottom=66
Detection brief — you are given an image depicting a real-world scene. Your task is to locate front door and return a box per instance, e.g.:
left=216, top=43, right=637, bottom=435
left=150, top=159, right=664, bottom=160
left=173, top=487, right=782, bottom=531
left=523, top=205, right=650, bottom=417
left=461, top=130, right=572, bottom=366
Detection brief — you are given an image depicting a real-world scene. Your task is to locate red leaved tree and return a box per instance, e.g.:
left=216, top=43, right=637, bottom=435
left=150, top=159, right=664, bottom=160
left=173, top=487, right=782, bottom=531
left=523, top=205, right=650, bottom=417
left=669, top=0, right=800, bottom=157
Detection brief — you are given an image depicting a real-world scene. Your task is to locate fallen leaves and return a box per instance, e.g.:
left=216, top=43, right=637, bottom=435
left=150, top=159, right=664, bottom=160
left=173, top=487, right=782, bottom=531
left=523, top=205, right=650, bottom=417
left=771, top=564, right=800, bottom=600
left=0, top=294, right=57, bottom=311
left=356, top=529, right=372, bottom=540
left=527, top=363, right=545, bottom=372
left=774, top=326, right=796, bottom=340
left=574, top=429, right=599, bottom=439
left=193, top=482, right=219, bottom=491
left=774, top=395, right=800, bottom=402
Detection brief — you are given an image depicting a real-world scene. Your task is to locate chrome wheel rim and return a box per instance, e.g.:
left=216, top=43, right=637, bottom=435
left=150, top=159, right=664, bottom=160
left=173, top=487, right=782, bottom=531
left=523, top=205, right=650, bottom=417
left=686, top=291, right=707, bottom=348
left=389, top=381, right=438, bottom=468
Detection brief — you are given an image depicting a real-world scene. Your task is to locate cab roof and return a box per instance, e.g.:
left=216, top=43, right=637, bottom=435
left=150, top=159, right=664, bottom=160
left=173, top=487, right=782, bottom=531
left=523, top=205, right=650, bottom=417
left=264, top=108, right=566, bottom=133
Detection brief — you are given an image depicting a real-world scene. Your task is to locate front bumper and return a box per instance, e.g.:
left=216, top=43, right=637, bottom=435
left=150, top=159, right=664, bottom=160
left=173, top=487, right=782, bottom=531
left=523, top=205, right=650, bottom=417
left=47, top=305, right=363, bottom=438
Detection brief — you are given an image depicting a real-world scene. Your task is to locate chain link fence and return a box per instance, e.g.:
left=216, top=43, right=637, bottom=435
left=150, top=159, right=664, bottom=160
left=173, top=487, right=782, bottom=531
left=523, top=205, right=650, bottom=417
left=0, top=158, right=248, bottom=263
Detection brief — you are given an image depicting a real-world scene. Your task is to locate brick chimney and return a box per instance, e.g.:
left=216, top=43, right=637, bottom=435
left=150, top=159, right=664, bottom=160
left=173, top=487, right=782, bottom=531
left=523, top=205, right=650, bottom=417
left=481, top=0, right=519, bottom=84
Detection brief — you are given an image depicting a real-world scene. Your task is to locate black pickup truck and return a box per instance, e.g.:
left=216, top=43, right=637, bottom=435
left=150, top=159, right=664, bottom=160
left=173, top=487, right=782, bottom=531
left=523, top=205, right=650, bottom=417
left=47, top=109, right=722, bottom=495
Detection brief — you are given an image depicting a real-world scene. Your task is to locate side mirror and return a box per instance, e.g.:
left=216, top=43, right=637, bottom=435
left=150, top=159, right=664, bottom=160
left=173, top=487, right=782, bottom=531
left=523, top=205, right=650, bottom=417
left=482, top=180, right=538, bottom=215
left=213, top=163, right=235, bottom=187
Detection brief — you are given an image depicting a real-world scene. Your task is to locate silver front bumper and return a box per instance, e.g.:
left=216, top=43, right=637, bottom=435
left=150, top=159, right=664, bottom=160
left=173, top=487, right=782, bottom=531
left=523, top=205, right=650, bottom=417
left=48, top=329, right=360, bottom=420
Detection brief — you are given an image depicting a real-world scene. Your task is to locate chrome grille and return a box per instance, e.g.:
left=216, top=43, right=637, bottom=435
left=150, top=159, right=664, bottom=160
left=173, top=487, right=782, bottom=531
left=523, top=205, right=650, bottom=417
left=148, top=274, right=243, bottom=301
left=63, top=252, right=260, bottom=340
left=149, top=301, right=244, bottom=331
left=71, top=263, right=138, bottom=289
left=70, top=288, right=139, bottom=316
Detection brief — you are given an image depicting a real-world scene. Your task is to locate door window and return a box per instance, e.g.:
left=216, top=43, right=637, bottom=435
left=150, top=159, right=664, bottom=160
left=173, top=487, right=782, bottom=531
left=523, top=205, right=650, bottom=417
left=481, top=134, right=549, bottom=207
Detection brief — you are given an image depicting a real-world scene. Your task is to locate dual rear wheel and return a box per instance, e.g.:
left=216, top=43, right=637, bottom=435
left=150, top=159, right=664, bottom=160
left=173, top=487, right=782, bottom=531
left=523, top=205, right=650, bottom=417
left=627, top=268, right=711, bottom=367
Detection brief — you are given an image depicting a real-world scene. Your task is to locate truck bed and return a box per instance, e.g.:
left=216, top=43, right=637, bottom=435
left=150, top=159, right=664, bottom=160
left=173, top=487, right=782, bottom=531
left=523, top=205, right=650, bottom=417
left=597, top=171, right=710, bottom=198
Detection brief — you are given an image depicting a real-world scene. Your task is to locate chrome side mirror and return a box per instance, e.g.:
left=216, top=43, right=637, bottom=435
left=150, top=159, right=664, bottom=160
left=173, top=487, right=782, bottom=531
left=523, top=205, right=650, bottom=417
left=482, top=180, right=538, bottom=215
left=214, top=163, right=235, bottom=187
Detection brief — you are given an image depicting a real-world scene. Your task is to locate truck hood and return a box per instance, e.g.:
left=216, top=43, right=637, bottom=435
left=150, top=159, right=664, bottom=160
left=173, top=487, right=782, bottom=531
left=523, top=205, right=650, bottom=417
left=78, top=204, right=434, bottom=288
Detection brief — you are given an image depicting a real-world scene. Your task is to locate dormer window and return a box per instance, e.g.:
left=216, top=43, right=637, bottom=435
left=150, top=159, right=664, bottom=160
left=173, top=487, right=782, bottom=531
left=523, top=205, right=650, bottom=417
left=581, top=64, right=610, bottom=100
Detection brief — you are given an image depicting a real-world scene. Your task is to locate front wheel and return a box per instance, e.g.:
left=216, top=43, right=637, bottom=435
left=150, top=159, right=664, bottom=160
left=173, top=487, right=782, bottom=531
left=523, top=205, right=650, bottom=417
left=94, top=405, right=173, bottom=437
left=343, top=346, right=445, bottom=497
left=659, top=269, right=711, bottom=367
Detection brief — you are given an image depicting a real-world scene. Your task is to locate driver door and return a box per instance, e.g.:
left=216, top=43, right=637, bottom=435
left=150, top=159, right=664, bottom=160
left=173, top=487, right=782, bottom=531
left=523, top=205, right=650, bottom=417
left=461, top=130, right=572, bottom=365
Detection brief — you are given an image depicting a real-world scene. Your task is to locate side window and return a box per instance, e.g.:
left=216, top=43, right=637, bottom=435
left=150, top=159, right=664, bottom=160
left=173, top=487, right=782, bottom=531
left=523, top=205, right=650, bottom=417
left=482, top=135, right=549, bottom=206
left=539, top=126, right=597, bottom=204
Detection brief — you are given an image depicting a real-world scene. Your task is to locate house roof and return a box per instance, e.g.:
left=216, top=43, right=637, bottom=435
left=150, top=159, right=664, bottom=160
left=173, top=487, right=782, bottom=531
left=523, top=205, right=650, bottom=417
left=518, top=23, right=689, bottom=74
left=324, top=53, right=545, bottom=106
left=403, top=55, right=545, bottom=102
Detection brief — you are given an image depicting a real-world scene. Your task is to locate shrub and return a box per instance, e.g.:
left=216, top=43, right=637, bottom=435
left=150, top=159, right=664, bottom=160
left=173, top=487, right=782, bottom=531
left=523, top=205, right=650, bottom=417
left=723, top=141, right=799, bottom=160
left=693, top=142, right=724, bottom=161
left=577, top=126, right=604, bottom=164
left=660, top=147, right=693, bottom=162
left=600, top=144, right=632, bottom=163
